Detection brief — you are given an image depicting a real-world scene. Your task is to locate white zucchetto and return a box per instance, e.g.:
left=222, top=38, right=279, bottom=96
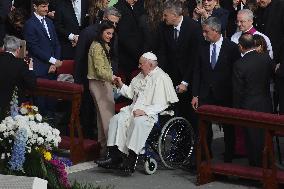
left=142, top=52, right=157, bottom=61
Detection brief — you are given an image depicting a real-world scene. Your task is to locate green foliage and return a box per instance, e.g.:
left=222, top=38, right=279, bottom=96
left=45, top=161, right=65, bottom=189
left=23, top=150, right=47, bottom=178
left=71, top=181, right=114, bottom=189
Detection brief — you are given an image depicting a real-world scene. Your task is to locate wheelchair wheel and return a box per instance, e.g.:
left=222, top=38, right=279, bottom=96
left=144, top=158, right=157, bottom=175
left=158, top=117, right=195, bottom=169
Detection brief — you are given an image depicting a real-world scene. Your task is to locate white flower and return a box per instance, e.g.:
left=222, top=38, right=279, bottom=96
left=37, top=137, right=44, bottom=145
left=35, top=114, right=42, bottom=122
left=26, top=146, right=31, bottom=153
left=3, top=132, right=9, bottom=138
left=0, top=124, right=6, bottom=132
left=20, top=107, right=28, bottom=115
left=32, top=106, right=38, bottom=112
left=28, top=115, right=35, bottom=121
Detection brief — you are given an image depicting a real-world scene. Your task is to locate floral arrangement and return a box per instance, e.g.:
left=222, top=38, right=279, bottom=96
left=0, top=101, right=70, bottom=188
left=0, top=91, right=105, bottom=189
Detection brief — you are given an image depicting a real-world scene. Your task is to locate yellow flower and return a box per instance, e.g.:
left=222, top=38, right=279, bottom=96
left=44, top=151, right=52, bottom=161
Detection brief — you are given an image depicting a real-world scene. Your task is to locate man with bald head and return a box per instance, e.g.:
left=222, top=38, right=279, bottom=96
left=233, top=33, right=273, bottom=166
left=96, top=52, right=179, bottom=174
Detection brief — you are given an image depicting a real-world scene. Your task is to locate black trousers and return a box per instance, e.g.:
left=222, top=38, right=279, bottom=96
left=199, top=89, right=235, bottom=162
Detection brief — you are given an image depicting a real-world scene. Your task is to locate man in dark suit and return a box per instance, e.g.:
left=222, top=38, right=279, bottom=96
left=74, top=7, right=121, bottom=139
left=159, top=0, right=203, bottom=131
left=114, top=0, right=144, bottom=84
left=24, top=0, right=62, bottom=78
left=0, top=0, right=12, bottom=47
left=192, top=17, right=241, bottom=162
left=233, top=33, right=273, bottom=166
left=54, top=0, right=89, bottom=59
left=0, top=35, right=36, bottom=120
left=23, top=0, right=62, bottom=116
left=254, top=0, right=284, bottom=114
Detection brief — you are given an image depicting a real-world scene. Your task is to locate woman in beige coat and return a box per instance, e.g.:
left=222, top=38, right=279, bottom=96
left=88, top=21, right=116, bottom=156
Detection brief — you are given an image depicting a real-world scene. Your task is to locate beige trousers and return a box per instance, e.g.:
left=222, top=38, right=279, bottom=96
left=89, top=79, right=115, bottom=155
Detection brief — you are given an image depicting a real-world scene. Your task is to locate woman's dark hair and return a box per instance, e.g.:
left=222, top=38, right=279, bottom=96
left=88, top=0, right=105, bottom=24
left=253, top=34, right=268, bottom=53
left=6, top=8, right=28, bottom=39
left=144, top=0, right=164, bottom=31
left=95, top=21, right=116, bottom=61
left=32, top=0, right=50, bottom=6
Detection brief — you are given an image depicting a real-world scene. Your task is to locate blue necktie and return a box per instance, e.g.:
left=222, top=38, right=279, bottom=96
left=173, top=28, right=178, bottom=41
left=211, top=43, right=217, bottom=69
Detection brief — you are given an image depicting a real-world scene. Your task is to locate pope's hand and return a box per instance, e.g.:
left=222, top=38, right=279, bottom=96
left=176, top=83, right=187, bottom=93
left=133, top=109, right=146, bottom=117
left=191, top=97, right=199, bottom=111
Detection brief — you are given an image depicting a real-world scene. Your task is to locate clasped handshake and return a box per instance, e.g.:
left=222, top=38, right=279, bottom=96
left=112, top=75, right=123, bottom=88
left=111, top=75, right=146, bottom=117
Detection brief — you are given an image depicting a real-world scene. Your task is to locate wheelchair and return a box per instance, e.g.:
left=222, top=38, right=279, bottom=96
left=139, top=111, right=195, bottom=175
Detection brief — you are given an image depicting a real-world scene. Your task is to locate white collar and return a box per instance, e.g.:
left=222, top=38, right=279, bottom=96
left=211, top=35, right=223, bottom=48
left=143, top=66, right=159, bottom=78
left=244, top=26, right=254, bottom=33
left=242, top=49, right=256, bottom=57
left=34, top=12, right=45, bottom=21
left=174, top=16, right=183, bottom=31
left=6, top=51, right=16, bottom=57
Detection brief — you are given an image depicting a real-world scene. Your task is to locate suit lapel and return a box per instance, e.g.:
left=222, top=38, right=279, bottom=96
left=80, top=0, right=87, bottom=24
left=166, top=26, right=177, bottom=48
left=68, top=0, right=80, bottom=26
left=215, top=40, right=225, bottom=69
left=32, top=15, right=50, bottom=40
left=45, top=19, right=54, bottom=41
left=177, top=18, right=187, bottom=44
left=204, top=43, right=211, bottom=69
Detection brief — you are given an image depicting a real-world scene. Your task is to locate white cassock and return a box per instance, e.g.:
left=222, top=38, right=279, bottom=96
left=107, top=67, right=179, bottom=154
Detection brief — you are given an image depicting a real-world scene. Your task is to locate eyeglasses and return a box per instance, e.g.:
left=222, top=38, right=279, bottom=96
left=235, top=20, right=248, bottom=24
left=202, top=0, right=214, bottom=2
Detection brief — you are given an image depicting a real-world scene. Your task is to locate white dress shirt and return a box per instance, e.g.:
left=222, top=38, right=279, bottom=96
left=210, top=36, right=223, bottom=64
left=173, top=16, right=183, bottom=39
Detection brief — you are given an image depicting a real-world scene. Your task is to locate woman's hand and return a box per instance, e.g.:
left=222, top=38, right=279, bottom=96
left=194, top=6, right=208, bottom=19
left=112, top=75, right=123, bottom=88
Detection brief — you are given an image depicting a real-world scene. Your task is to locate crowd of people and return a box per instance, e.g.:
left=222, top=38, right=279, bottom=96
left=1, top=0, right=284, bottom=175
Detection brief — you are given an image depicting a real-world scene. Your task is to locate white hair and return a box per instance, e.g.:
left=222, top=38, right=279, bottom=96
left=3, top=35, right=21, bottom=52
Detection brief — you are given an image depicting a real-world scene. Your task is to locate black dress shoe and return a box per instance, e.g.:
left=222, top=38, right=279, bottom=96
left=96, top=157, right=121, bottom=169
left=119, top=150, right=137, bottom=175
left=119, top=163, right=135, bottom=176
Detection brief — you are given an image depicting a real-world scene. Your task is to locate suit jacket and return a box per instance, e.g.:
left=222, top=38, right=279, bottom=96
left=192, top=38, right=240, bottom=106
left=233, top=51, right=273, bottom=113
left=23, top=14, right=61, bottom=77
left=54, top=0, right=89, bottom=59
left=0, top=52, right=36, bottom=112
left=87, top=42, right=113, bottom=82
left=159, top=16, right=203, bottom=87
left=254, top=0, right=284, bottom=65
left=114, top=0, right=145, bottom=71
left=0, top=0, right=12, bottom=46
